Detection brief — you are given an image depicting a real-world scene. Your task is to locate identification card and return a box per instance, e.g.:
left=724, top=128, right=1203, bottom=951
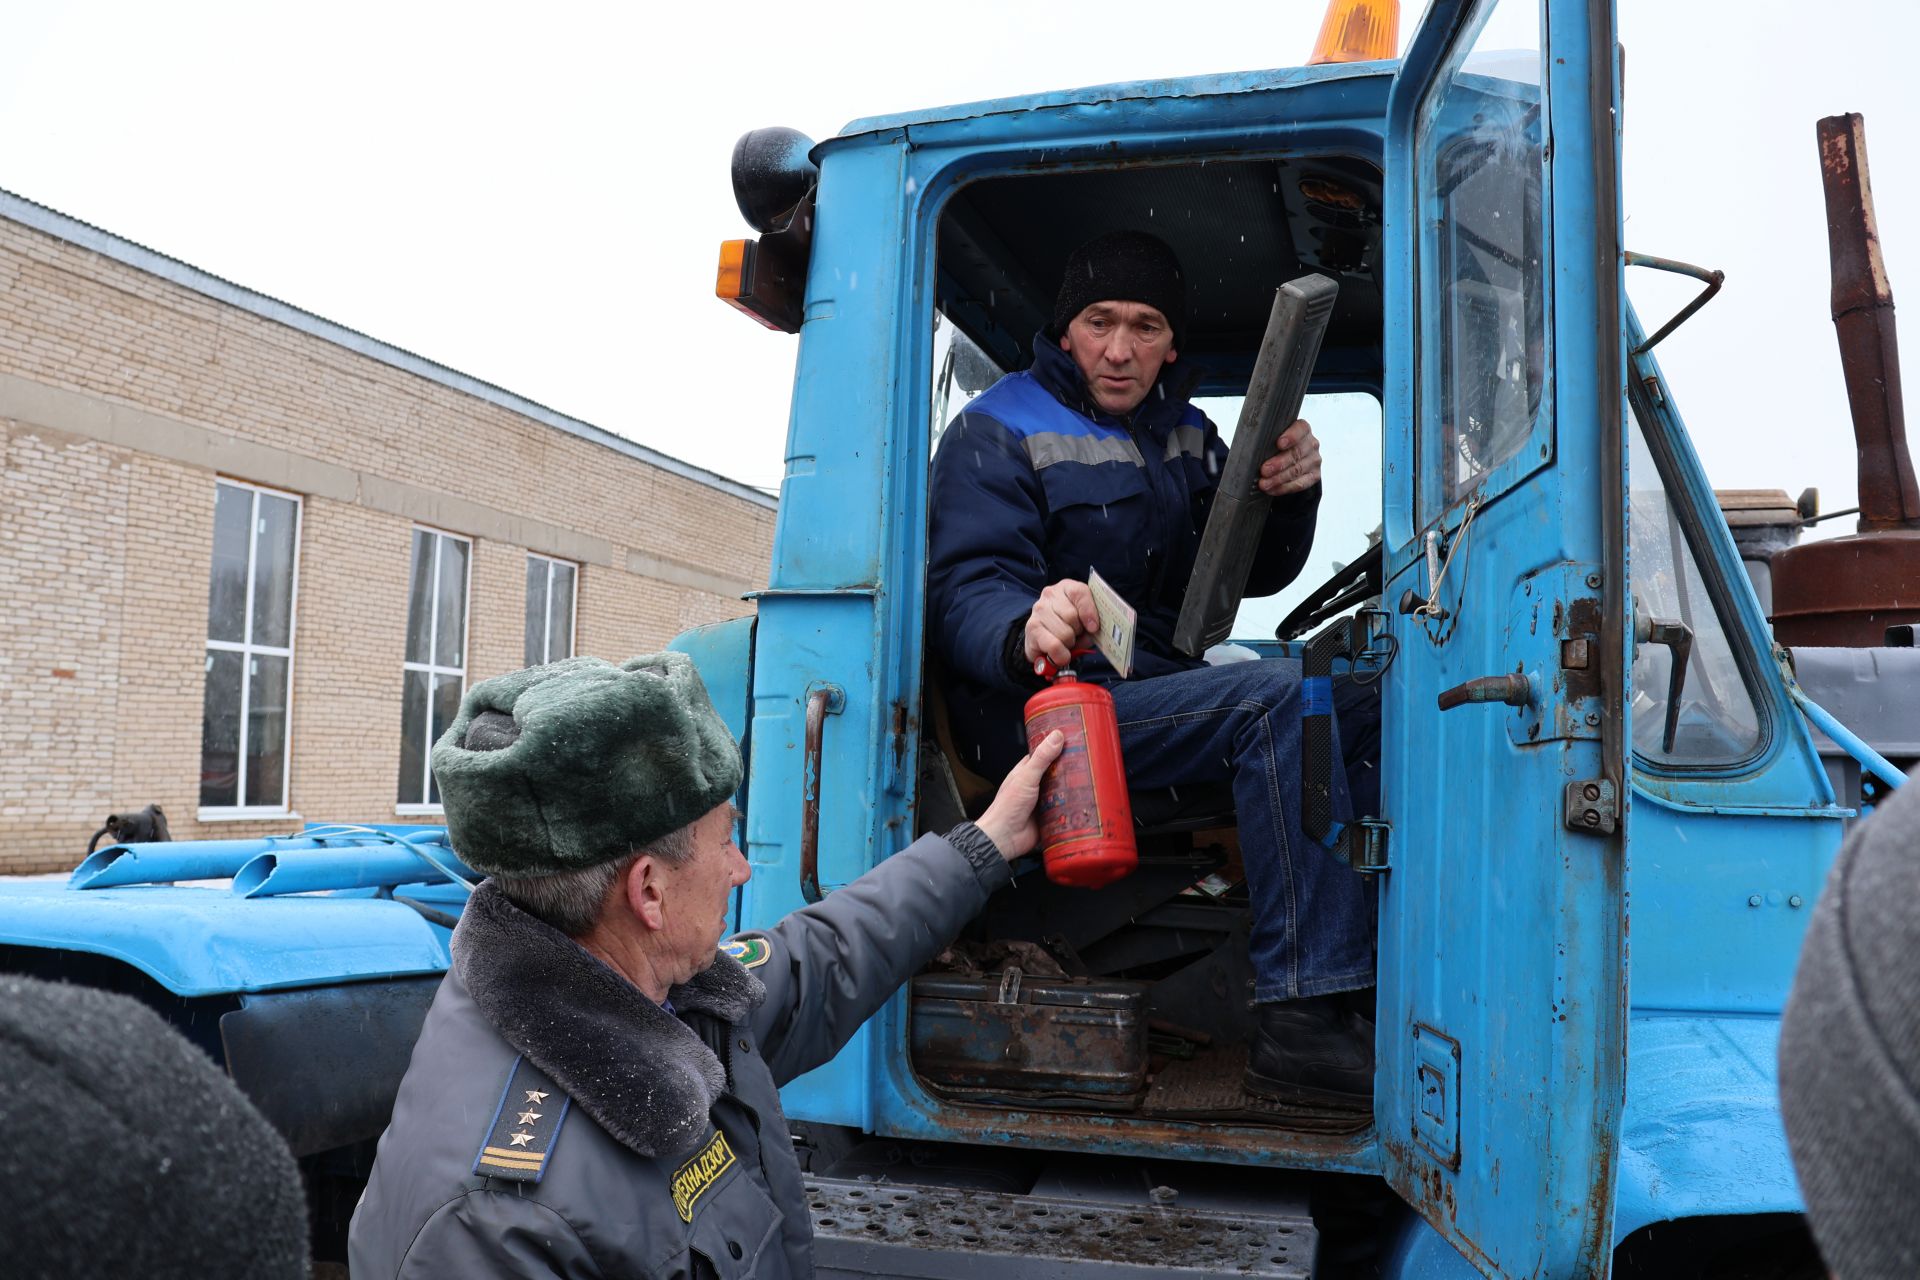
left=1087, top=569, right=1138, bottom=679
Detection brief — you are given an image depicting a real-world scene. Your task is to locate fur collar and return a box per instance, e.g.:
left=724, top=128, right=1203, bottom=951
left=451, top=880, right=766, bottom=1161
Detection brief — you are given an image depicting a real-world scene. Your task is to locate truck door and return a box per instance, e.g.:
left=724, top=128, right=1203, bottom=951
left=1376, top=1, right=1626, bottom=1275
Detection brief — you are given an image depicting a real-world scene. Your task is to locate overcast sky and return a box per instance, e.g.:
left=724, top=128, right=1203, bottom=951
left=2, top=1, right=1915, bottom=526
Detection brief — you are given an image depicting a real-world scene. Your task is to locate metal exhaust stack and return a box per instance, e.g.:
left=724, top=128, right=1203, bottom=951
left=1771, top=113, right=1920, bottom=646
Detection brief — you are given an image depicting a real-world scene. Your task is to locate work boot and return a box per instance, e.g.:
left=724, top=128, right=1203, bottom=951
left=1244, top=995, right=1375, bottom=1107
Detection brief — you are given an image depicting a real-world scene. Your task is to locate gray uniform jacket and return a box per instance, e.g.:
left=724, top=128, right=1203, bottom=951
left=348, top=825, right=1009, bottom=1279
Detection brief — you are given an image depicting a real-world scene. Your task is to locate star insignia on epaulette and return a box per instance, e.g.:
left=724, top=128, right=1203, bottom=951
left=474, top=1058, right=571, bottom=1185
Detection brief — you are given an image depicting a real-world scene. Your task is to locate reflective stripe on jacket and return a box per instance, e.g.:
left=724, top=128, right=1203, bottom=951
left=928, top=334, right=1320, bottom=774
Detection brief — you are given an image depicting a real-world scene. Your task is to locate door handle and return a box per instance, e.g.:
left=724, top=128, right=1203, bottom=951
left=799, top=683, right=844, bottom=903
left=1436, top=674, right=1532, bottom=711
left=1633, top=601, right=1694, bottom=753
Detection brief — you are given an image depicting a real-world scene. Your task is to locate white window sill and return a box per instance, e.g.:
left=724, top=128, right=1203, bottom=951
left=395, top=804, right=445, bottom=817
left=198, top=808, right=302, bottom=823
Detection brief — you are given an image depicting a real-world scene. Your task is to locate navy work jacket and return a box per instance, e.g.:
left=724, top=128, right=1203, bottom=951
left=927, top=334, right=1320, bottom=776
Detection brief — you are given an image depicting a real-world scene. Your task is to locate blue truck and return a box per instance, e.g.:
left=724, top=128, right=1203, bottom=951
left=4, top=0, right=1913, bottom=1274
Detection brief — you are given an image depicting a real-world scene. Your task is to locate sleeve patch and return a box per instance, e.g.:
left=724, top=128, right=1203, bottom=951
left=721, top=935, right=772, bottom=970
left=671, top=1128, right=738, bottom=1221
left=473, top=1055, right=570, bottom=1183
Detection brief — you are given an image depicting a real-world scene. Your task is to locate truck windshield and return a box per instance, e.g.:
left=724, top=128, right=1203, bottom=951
left=1201, top=390, right=1383, bottom=642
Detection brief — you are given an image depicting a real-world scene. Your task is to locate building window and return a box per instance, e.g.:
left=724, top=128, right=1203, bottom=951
left=397, top=528, right=471, bottom=811
left=524, top=554, right=577, bottom=666
left=201, top=480, right=301, bottom=814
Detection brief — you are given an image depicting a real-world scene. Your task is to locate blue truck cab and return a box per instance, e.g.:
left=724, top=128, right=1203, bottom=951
left=692, top=0, right=1899, bottom=1274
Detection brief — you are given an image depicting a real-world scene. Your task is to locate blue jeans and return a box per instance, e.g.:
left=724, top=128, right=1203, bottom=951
left=1107, top=659, right=1377, bottom=1003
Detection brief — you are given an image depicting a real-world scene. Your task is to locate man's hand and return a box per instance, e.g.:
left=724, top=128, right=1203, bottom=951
left=975, top=731, right=1066, bottom=861
left=1257, top=418, right=1321, bottom=497
left=1024, top=580, right=1101, bottom=671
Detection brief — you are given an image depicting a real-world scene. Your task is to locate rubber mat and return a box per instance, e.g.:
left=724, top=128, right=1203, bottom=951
left=1142, top=1045, right=1372, bottom=1134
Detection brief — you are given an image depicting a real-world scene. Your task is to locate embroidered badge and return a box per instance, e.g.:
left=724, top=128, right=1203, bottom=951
left=721, top=935, right=772, bottom=970
left=473, top=1056, right=570, bottom=1184
left=671, top=1130, right=737, bottom=1221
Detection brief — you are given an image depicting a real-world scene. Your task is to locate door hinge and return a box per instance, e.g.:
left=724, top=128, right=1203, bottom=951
left=1563, top=778, right=1618, bottom=835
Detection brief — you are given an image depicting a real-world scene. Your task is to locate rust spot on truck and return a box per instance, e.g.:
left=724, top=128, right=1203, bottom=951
left=1562, top=596, right=1603, bottom=702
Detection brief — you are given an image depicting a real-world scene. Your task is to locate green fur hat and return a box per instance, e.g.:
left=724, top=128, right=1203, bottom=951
left=431, top=653, right=743, bottom=878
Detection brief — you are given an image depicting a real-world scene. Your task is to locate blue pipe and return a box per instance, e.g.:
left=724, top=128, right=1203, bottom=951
left=72, top=837, right=325, bottom=889
left=1791, top=686, right=1907, bottom=792
left=232, top=847, right=477, bottom=897
left=70, top=826, right=469, bottom=891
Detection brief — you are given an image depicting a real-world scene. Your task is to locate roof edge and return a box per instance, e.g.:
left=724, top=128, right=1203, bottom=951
left=0, top=187, right=777, bottom=511
left=835, top=61, right=1393, bottom=141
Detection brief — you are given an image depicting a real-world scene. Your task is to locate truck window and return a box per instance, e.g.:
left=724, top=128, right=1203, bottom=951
left=1418, top=1, right=1548, bottom=517
left=1202, top=390, right=1383, bottom=641
left=930, top=310, right=1007, bottom=454
left=1628, top=405, right=1765, bottom=766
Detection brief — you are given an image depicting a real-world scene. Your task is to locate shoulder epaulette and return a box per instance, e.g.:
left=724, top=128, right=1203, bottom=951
left=473, top=1055, right=571, bottom=1183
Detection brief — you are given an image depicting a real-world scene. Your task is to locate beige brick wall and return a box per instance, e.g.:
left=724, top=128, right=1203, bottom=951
left=0, top=215, right=775, bottom=873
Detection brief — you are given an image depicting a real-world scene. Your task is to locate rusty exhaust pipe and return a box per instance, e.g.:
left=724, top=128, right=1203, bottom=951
left=1769, top=113, right=1920, bottom=645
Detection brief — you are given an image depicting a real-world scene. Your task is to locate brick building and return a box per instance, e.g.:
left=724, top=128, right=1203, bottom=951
left=0, top=191, right=776, bottom=873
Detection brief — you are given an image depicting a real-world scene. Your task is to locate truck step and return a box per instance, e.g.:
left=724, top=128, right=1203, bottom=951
left=806, top=1176, right=1315, bottom=1278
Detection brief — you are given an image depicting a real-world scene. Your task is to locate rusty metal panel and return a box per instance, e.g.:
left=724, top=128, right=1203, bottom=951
left=807, top=1177, right=1315, bottom=1278
left=1504, top=562, right=1604, bottom=746
left=1770, top=530, right=1920, bottom=646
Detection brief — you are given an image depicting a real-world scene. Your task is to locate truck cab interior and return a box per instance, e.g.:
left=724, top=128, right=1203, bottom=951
left=913, top=152, right=1392, bottom=1140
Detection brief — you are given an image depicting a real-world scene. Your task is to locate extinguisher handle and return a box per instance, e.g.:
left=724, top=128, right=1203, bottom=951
left=1033, top=648, right=1095, bottom=682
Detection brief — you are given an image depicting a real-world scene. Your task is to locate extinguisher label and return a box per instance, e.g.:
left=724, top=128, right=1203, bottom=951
left=1027, top=703, right=1106, bottom=841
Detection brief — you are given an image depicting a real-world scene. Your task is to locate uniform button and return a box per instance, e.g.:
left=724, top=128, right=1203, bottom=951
left=738, top=1039, right=752, bottom=1053
left=727, top=1241, right=744, bottom=1260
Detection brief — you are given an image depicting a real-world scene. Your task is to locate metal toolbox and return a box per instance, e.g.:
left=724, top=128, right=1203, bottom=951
left=909, top=968, right=1149, bottom=1107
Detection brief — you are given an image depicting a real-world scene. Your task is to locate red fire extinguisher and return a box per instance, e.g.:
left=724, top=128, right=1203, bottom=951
left=1024, top=651, right=1137, bottom=889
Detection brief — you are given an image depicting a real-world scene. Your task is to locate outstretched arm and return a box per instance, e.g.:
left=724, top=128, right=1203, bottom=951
left=744, top=734, right=1063, bottom=1084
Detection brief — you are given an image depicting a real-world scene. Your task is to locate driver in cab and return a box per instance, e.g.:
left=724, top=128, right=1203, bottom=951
left=927, top=229, right=1379, bottom=1106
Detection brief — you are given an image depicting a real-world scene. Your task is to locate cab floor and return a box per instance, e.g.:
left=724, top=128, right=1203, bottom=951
left=1141, top=1045, right=1370, bottom=1133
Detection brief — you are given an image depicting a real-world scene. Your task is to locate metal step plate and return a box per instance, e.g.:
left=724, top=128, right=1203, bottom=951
left=807, top=1177, right=1316, bottom=1278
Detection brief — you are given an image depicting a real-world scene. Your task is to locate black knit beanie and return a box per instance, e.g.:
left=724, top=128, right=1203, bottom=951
left=1780, top=768, right=1920, bottom=1278
left=1049, top=230, right=1188, bottom=347
left=0, top=975, right=309, bottom=1279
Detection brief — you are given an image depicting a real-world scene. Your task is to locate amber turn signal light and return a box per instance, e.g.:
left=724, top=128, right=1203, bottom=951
left=715, top=238, right=795, bottom=332
left=715, top=239, right=751, bottom=303
left=1308, top=0, right=1399, bottom=65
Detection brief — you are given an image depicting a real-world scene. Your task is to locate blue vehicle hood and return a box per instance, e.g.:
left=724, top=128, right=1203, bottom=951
left=0, top=882, right=460, bottom=997
left=1614, top=1013, right=1802, bottom=1242
left=0, top=825, right=469, bottom=996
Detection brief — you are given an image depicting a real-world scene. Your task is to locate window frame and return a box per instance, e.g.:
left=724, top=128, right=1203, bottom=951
left=397, top=525, right=474, bottom=815
left=1412, top=14, right=1557, bottom=535
left=1625, top=367, right=1776, bottom=777
left=199, top=478, right=303, bottom=820
left=524, top=552, right=579, bottom=667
